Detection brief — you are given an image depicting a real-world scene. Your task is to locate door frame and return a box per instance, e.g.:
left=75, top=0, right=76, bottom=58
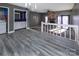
left=0, top=6, right=9, bottom=34
left=13, top=8, right=27, bottom=31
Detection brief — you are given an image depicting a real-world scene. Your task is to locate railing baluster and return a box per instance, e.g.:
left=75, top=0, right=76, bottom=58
left=55, top=25, right=57, bottom=36
left=45, top=24, right=47, bottom=32
left=49, top=25, right=51, bottom=34
left=47, top=24, right=48, bottom=33
left=52, top=25, right=54, bottom=35
left=41, top=22, right=78, bottom=42
left=64, top=31, right=66, bottom=38
left=75, top=28, right=76, bottom=41
left=76, top=26, right=79, bottom=44
left=59, top=27, right=61, bottom=37
left=69, top=27, right=71, bottom=40
left=53, top=25, right=55, bottom=35
left=75, top=26, right=78, bottom=41
left=41, top=22, right=43, bottom=32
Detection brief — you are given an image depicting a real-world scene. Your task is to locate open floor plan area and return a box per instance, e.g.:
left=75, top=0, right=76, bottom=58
left=0, top=3, right=79, bottom=56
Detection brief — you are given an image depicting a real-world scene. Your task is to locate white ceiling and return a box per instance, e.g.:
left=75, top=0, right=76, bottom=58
left=12, top=3, right=74, bottom=13
left=11, top=3, right=26, bottom=7
left=26, top=3, right=74, bottom=12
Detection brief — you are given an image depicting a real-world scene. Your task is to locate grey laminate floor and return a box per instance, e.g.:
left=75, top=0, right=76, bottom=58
left=0, top=29, right=79, bottom=56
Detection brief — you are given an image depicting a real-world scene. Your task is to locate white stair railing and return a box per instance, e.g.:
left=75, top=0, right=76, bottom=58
left=41, top=22, right=79, bottom=42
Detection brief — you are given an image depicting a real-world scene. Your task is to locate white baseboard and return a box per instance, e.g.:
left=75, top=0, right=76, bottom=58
left=8, top=31, right=15, bottom=34
left=26, top=27, right=30, bottom=29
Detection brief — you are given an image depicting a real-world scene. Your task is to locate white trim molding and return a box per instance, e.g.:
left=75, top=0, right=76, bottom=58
left=8, top=31, right=15, bottom=34
left=26, top=27, right=30, bottom=29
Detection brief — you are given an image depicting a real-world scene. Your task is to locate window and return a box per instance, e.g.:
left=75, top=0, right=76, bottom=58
left=15, top=10, right=26, bottom=21
left=15, top=12, right=20, bottom=20
left=21, top=12, right=26, bottom=20
left=57, top=15, right=69, bottom=29
left=62, top=16, right=68, bottom=25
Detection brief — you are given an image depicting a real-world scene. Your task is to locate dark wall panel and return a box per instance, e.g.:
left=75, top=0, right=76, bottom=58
left=29, top=12, right=41, bottom=27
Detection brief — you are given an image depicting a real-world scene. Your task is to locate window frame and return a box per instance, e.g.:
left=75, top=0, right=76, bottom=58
left=15, top=12, right=20, bottom=20
left=57, top=15, right=70, bottom=24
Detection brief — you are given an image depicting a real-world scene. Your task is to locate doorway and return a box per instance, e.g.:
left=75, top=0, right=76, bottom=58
left=14, top=9, right=26, bottom=30
left=0, top=7, right=9, bottom=34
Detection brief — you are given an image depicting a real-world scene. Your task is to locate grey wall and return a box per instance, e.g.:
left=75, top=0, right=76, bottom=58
left=0, top=3, right=28, bottom=32
left=57, top=10, right=71, bottom=16
left=29, top=11, right=41, bottom=27
left=70, top=3, right=79, bottom=45
left=40, top=13, right=47, bottom=22
left=40, top=10, right=72, bottom=24
left=57, top=10, right=72, bottom=24
left=71, top=3, right=79, bottom=26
